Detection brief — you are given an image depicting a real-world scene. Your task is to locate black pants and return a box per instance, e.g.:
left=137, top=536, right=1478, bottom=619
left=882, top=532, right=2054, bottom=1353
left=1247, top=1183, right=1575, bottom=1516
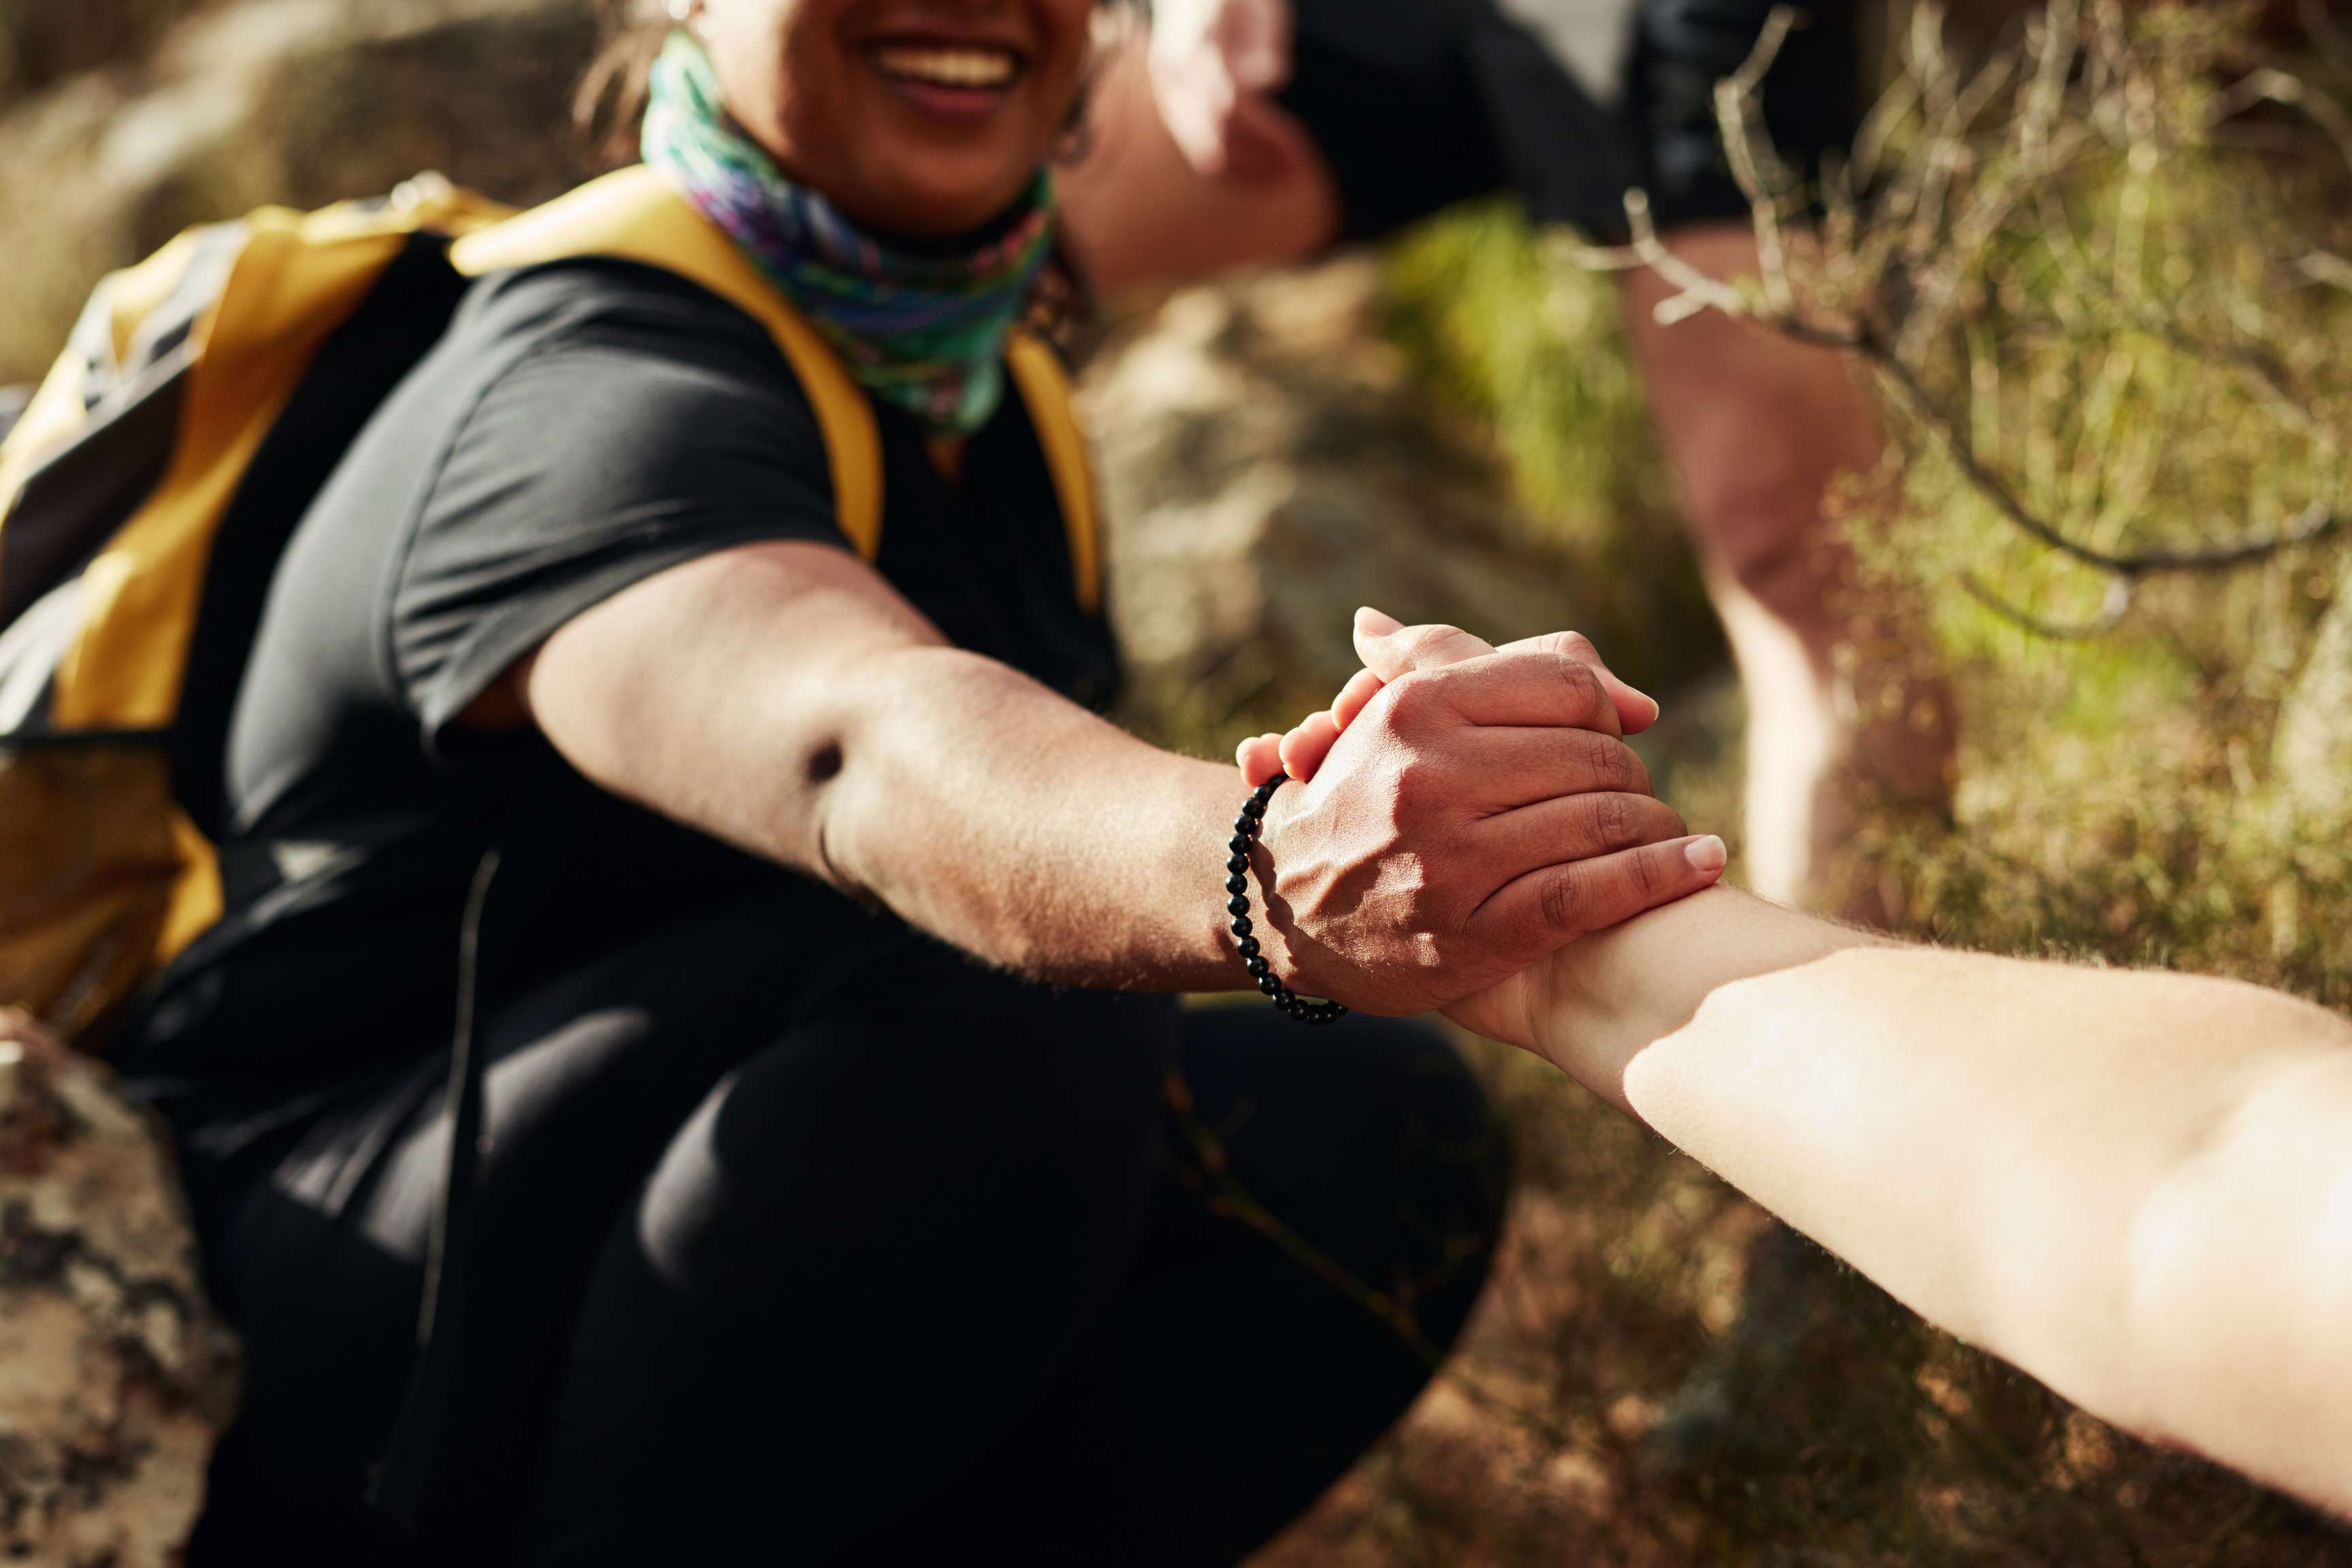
left=167, top=902, right=1505, bottom=1565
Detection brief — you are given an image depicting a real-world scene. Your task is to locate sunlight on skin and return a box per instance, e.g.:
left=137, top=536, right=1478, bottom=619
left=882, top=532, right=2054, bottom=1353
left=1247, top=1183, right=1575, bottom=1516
left=1241, top=621, right=2352, bottom=1516
left=1234, top=606, right=1663, bottom=787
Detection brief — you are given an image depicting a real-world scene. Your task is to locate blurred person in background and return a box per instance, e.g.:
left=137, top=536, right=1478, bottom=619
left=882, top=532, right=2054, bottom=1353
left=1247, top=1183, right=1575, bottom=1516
left=105, top=0, right=1732, bottom=1561
left=1062, top=0, right=1957, bottom=916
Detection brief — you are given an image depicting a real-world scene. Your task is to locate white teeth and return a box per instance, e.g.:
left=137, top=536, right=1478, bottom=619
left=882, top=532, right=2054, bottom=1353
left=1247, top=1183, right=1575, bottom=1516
left=872, top=45, right=1018, bottom=89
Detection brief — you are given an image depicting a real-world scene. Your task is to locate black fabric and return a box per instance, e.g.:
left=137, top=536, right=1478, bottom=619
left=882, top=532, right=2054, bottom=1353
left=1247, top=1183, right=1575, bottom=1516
left=117, top=257, right=1115, bottom=1100
left=114, top=208, right=1490, bottom=1563
left=0, top=360, right=184, bottom=633
left=1, top=221, right=252, bottom=632
left=1283, top=0, right=1860, bottom=240
left=172, top=235, right=471, bottom=838
left=171, top=904, right=1505, bottom=1566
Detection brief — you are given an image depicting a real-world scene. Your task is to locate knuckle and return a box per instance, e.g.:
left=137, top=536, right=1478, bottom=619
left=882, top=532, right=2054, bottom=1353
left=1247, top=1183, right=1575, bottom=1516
left=1573, top=728, right=1629, bottom=787
left=1537, top=864, right=1582, bottom=932
left=1627, top=843, right=1665, bottom=900
left=1550, top=653, right=1606, bottom=719
left=1388, top=753, right=1446, bottom=817
left=1381, top=669, right=1437, bottom=723
left=1592, top=790, right=1633, bottom=849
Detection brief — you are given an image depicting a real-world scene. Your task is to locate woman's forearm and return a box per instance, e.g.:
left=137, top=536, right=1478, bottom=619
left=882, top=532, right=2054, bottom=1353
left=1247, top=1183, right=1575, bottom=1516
left=822, top=643, right=1250, bottom=990
left=532, top=544, right=1720, bottom=1006
left=1533, top=889, right=2352, bottom=1513
left=526, top=543, right=1256, bottom=994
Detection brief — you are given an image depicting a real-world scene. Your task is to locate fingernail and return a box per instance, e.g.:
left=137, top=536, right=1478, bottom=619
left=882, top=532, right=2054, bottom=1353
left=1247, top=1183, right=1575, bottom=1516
left=1633, top=689, right=1662, bottom=725
left=1684, top=835, right=1727, bottom=874
left=1355, top=606, right=1403, bottom=636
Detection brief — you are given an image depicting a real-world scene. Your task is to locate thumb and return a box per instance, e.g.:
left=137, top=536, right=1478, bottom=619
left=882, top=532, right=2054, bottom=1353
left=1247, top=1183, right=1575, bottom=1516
left=1352, top=607, right=1498, bottom=682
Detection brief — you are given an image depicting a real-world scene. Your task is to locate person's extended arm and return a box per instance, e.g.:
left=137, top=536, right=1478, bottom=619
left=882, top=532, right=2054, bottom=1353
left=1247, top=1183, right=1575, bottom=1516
left=1266, top=615, right=2352, bottom=1515
left=1489, top=889, right=2352, bottom=1518
left=510, top=545, right=1723, bottom=1006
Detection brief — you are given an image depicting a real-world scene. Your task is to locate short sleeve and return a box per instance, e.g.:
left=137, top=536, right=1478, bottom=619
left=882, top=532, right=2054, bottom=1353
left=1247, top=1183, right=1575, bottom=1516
left=388, top=280, right=849, bottom=753
left=1627, top=0, right=1861, bottom=231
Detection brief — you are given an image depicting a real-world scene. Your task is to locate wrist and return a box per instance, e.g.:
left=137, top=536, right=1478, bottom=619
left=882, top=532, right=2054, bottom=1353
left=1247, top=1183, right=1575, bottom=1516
left=1530, top=887, right=1888, bottom=1087
left=1219, top=774, right=1348, bottom=1024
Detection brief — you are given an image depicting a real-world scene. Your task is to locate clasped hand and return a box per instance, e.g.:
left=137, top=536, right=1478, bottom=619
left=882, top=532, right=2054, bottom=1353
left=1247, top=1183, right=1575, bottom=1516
left=1236, top=608, right=1725, bottom=1017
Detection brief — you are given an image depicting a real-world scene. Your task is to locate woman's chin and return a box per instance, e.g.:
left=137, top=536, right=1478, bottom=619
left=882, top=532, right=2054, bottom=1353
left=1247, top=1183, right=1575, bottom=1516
left=836, top=164, right=1043, bottom=241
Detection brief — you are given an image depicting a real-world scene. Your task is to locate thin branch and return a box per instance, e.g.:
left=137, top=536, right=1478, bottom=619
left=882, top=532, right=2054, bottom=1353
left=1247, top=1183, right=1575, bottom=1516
left=2297, top=250, right=2352, bottom=293
left=1715, top=4, right=1804, bottom=317
left=1865, top=331, right=2343, bottom=577
left=2206, top=66, right=2352, bottom=176
left=1567, top=0, right=2351, bottom=616
left=2035, top=185, right=2336, bottom=443
left=1961, top=572, right=2133, bottom=640
left=1569, top=190, right=1751, bottom=327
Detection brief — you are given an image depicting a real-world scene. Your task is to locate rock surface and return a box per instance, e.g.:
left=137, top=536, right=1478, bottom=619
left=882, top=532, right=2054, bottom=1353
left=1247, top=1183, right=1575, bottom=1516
left=1082, top=259, right=1592, bottom=730
left=0, top=0, right=605, bottom=384
left=0, top=1013, right=238, bottom=1568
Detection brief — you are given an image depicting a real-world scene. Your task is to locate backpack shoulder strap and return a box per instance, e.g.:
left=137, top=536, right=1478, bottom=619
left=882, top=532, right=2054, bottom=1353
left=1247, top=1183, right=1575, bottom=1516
left=40, top=185, right=509, bottom=735
left=1002, top=332, right=1102, bottom=616
left=448, top=167, right=884, bottom=561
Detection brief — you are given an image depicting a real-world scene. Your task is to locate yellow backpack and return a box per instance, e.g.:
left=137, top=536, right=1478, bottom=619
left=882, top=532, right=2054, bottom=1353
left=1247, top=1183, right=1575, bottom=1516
left=0, top=165, right=1100, bottom=1045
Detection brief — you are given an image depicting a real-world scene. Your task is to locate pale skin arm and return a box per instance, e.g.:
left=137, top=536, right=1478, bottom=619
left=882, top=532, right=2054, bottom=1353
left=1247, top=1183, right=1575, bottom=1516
left=1257, top=618, right=2352, bottom=1518
left=506, top=545, right=1725, bottom=1007
left=1507, top=891, right=2352, bottom=1520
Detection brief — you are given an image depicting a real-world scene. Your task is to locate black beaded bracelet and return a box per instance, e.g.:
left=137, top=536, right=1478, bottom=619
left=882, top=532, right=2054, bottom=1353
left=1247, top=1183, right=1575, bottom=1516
left=1226, top=775, right=1348, bottom=1027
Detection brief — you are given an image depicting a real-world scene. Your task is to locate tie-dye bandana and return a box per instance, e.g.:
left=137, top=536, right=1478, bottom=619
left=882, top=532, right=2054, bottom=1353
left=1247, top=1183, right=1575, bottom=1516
left=642, top=31, right=1056, bottom=436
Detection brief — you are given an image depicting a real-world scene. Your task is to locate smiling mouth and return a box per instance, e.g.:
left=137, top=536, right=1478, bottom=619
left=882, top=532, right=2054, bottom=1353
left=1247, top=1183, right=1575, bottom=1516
left=866, top=43, right=1024, bottom=91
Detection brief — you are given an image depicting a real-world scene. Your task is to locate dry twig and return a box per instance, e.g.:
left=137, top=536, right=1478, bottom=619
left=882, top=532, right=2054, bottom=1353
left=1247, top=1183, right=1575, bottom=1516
left=1567, top=0, right=2352, bottom=638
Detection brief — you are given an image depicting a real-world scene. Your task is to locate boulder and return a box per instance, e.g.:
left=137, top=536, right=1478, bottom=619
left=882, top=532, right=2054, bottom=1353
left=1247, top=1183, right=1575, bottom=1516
left=0, top=1013, right=238, bottom=1568
left=1081, top=258, right=1596, bottom=732
left=0, top=0, right=604, bottom=385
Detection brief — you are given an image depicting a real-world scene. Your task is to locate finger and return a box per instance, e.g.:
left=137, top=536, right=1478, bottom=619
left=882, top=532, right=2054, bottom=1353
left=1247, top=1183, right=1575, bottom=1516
left=1491, top=630, right=1660, bottom=734
left=1329, top=667, right=1386, bottom=732
left=1235, top=732, right=1286, bottom=786
left=1475, top=791, right=1687, bottom=866
left=1456, top=724, right=1656, bottom=808
left=1277, top=709, right=1342, bottom=781
left=1404, top=649, right=1626, bottom=737
left=1352, top=608, right=1499, bottom=683
left=1469, top=834, right=1728, bottom=960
